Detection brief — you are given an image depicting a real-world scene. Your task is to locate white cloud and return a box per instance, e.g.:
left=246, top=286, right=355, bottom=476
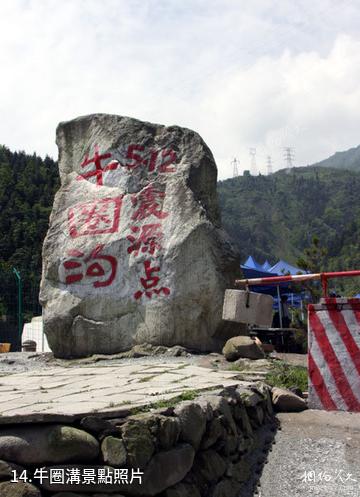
left=0, top=0, right=360, bottom=179
left=202, top=35, right=360, bottom=177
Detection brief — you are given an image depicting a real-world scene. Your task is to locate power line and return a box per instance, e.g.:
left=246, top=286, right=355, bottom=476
left=266, top=155, right=273, bottom=175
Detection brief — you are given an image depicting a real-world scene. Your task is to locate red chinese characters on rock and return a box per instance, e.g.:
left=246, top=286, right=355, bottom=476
left=68, top=197, right=122, bottom=238
left=134, top=260, right=171, bottom=300
left=127, top=224, right=163, bottom=257
left=62, top=245, right=117, bottom=288
left=124, top=145, right=177, bottom=173
left=131, top=185, right=168, bottom=221
left=77, top=144, right=120, bottom=186
left=128, top=185, right=171, bottom=300
left=76, top=144, right=176, bottom=186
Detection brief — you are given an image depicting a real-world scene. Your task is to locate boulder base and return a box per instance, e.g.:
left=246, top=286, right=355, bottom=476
left=40, top=114, right=239, bottom=358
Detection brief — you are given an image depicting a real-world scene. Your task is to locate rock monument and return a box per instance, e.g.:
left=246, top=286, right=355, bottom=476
left=40, top=114, right=239, bottom=358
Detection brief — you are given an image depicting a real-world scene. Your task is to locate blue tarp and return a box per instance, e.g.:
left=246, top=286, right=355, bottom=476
left=241, top=256, right=307, bottom=308
left=262, top=260, right=272, bottom=271
left=243, top=256, right=265, bottom=271
left=269, top=259, right=306, bottom=276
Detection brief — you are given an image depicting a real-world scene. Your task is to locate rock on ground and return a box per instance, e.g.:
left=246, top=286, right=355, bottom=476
left=40, top=113, right=239, bottom=358
left=222, top=336, right=265, bottom=361
left=271, top=387, right=308, bottom=412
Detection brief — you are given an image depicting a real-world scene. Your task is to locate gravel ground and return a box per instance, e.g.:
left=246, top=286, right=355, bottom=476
left=272, top=352, right=307, bottom=368
left=257, top=410, right=360, bottom=497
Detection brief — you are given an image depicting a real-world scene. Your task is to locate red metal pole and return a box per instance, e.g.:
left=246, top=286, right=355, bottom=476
left=235, top=270, right=360, bottom=297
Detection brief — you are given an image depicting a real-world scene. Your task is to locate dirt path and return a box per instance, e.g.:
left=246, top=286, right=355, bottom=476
left=272, top=352, right=307, bottom=367
left=258, top=410, right=360, bottom=497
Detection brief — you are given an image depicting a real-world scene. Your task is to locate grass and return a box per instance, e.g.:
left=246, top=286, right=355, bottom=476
left=228, top=363, right=247, bottom=372
left=130, top=390, right=200, bottom=414
left=265, top=361, right=308, bottom=392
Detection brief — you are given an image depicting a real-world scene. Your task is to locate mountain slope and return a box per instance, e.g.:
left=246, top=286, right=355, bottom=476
left=218, top=167, right=360, bottom=278
left=312, top=144, right=360, bottom=172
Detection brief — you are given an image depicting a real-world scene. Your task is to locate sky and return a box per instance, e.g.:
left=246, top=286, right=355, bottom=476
left=1, top=0, right=360, bottom=179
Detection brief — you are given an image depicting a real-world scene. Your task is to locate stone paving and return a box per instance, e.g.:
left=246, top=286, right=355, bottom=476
left=0, top=361, right=244, bottom=424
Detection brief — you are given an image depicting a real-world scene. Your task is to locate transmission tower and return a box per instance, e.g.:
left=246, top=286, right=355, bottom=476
left=283, top=147, right=295, bottom=168
left=249, top=148, right=257, bottom=175
left=231, top=157, right=240, bottom=178
left=266, top=156, right=273, bottom=175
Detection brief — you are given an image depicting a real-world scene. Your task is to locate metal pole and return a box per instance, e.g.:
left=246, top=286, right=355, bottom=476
left=235, top=270, right=360, bottom=297
left=300, top=299, right=304, bottom=321
left=277, top=285, right=283, bottom=328
left=12, top=268, right=23, bottom=345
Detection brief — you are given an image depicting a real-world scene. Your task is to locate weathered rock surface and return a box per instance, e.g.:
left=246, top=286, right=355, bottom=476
left=222, top=336, right=265, bottom=361
left=200, top=417, right=224, bottom=449
left=212, top=478, right=239, bottom=497
left=271, top=387, right=308, bottom=412
left=0, top=481, right=41, bottom=497
left=101, top=436, right=127, bottom=466
left=174, top=401, right=206, bottom=449
left=137, top=443, right=195, bottom=495
left=0, top=460, right=24, bottom=481
left=121, top=419, right=155, bottom=468
left=0, top=425, right=99, bottom=464
left=163, top=482, right=201, bottom=497
left=157, top=415, right=180, bottom=450
left=40, top=113, right=239, bottom=358
left=199, top=395, right=237, bottom=435
left=80, top=416, right=114, bottom=435
left=193, top=449, right=227, bottom=482
left=231, top=459, right=251, bottom=482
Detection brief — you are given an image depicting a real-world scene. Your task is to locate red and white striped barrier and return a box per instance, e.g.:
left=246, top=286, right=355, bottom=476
left=308, top=298, right=360, bottom=412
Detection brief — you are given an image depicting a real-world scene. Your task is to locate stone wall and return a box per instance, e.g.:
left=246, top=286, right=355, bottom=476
left=0, top=383, right=275, bottom=497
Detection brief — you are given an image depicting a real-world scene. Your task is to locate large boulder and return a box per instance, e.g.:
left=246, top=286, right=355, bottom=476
left=40, top=113, right=239, bottom=358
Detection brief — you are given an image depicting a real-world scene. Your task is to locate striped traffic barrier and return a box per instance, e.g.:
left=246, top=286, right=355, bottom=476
left=308, top=297, right=360, bottom=411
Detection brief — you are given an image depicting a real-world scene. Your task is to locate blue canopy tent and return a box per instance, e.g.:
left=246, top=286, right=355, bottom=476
left=269, top=259, right=306, bottom=276
left=241, top=257, right=308, bottom=325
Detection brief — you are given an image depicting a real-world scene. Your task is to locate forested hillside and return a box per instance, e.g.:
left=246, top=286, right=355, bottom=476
left=0, top=145, right=59, bottom=316
left=218, top=167, right=360, bottom=282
